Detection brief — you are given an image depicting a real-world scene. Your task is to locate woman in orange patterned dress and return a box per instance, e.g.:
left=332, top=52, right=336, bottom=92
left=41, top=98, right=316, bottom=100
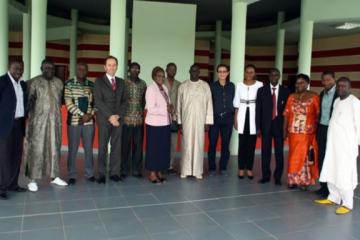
left=283, top=74, right=320, bottom=190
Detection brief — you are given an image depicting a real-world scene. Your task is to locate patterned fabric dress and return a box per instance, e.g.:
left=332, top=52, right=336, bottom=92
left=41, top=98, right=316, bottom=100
left=283, top=94, right=320, bottom=186
left=24, top=76, right=64, bottom=180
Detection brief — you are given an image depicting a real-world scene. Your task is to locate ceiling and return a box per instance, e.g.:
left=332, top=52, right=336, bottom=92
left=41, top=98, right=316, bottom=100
left=10, top=0, right=360, bottom=46
left=16, top=0, right=301, bottom=29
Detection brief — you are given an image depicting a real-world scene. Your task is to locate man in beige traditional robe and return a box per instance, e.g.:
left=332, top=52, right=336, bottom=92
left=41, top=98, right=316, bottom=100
left=177, top=64, right=213, bottom=179
left=315, top=77, right=360, bottom=215
left=24, top=59, right=68, bottom=192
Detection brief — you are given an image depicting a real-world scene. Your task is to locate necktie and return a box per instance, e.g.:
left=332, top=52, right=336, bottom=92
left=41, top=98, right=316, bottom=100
left=272, top=87, right=277, bottom=120
left=111, top=78, right=116, bottom=91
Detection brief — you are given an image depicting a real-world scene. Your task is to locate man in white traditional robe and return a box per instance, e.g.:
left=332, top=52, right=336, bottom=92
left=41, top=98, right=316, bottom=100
left=315, top=77, right=360, bottom=215
left=177, top=64, right=213, bottom=179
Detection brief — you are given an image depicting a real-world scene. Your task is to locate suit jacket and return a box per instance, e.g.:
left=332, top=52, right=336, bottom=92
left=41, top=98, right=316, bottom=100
left=319, top=88, right=338, bottom=123
left=256, top=84, right=290, bottom=134
left=94, top=75, right=126, bottom=125
left=0, top=73, right=27, bottom=139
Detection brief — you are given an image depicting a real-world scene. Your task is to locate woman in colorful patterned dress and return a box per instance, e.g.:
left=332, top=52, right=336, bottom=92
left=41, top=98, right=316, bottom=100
left=283, top=74, right=320, bottom=190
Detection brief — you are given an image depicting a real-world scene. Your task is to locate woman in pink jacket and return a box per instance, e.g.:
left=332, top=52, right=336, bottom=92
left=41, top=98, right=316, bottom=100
left=145, top=66, right=174, bottom=184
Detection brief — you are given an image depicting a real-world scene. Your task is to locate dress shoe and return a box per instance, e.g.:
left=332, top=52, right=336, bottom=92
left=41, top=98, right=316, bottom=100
left=314, top=199, right=335, bottom=205
left=110, top=175, right=122, bottom=182
left=287, top=184, right=297, bottom=189
left=275, top=179, right=282, bottom=186
left=51, top=177, right=68, bottom=186
left=97, top=176, right=106, bottom=184
left=28, top=181, right=38, bottom=192
left=9, top=186, right=27, bottom=192
left=68, top=178, right=76, bottom=185
left=336, top=206, right=351, bottom=215
left=87, top=176, right=96, bottom=182
left=0, top=192, right=7, bottom=200
left=220, top=170, right=228, bottom=176
left=258, top=178, right=270, bottom=184
left=247, top=175, right=254, bottom=180
left=120, top=174, right=128, bottom=179
left=167, top=168, right=176, bottom=175
left=132, top=173, right=143, bottom=179
left=238, top=175, right=244, bottom=179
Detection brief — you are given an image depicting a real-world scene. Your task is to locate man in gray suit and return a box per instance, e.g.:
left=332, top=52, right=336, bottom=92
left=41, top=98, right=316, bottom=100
left=94, top=56, right=126, bottom=184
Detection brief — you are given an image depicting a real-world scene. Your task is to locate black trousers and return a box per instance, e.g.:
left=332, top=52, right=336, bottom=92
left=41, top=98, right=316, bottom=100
left=261, top=118, right=284, bottom=181
left=238, top=108, right=257, bottom=170
left=97, top=121, right=122, bottom=176
left=208, top=121, right=232, bottom=171
left=317, top=124, right=329, bottom=191
left=121, top=125, right=144, bottom=175
left=0, top=119, right=24, bottom=192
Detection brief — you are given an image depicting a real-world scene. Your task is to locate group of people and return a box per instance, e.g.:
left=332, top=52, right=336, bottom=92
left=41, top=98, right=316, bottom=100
left=0, top=57, right=359, bottom=215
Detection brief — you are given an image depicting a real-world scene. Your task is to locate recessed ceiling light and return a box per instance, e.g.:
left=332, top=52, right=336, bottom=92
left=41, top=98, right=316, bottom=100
left=335, top=22, right=360, bottom=30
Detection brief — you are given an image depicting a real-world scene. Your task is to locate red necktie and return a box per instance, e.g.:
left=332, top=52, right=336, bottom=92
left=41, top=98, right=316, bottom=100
left=111, top=78, right=116, bottom=91
left=272, top=87, right=277, bottom=120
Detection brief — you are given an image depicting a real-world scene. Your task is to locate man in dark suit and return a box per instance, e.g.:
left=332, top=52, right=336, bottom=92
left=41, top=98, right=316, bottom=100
left=256, top=68, right=290, bottom=185
left=316, top=70, right=338, bottom=198
left=94, top=56, right=126, bottom=184
left=0, top=60, right=27, bottom=199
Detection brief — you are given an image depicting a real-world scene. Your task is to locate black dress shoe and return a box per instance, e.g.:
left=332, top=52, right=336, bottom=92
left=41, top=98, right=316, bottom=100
left=133, top=173, right=143, bottom=179
left=97, top=176, right=106, bottom=184
left=258, top=178, right=270, bottom=184
left=238, top=175, right=245, bottom=179
left=120, top=174, right=128, bottom=179
left=167, top=168, right=176, bottom=175
left=247, top=175, right=254, bottom=180
left=275, top=179, right=282, bottom=186
left=68, top=178, right=76, bottom=185
left=110, top=175, right=122, bottom=182
left=87, top=176, right=96, bottom=182
left=9, top=186, right=27, bottom=192
left=0, top=192, right=8, bottom=200
left=288, top=184, right=297, bottom=189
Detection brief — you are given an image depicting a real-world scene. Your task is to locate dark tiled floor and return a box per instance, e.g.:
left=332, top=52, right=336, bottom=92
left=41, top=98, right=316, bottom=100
left=1, top=153, right=360, bottom=240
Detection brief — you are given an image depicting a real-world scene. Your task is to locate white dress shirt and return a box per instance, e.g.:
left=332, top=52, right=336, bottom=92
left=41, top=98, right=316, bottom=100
left=233, top=80, right=263, bottom=134
left=106, top=73, right=116, bottom=84
left=8, top=72, right=24, bottom=118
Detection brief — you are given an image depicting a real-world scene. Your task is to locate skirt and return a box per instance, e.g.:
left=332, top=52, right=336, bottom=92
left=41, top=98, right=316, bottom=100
left=145, top=124, right=171, bottom=171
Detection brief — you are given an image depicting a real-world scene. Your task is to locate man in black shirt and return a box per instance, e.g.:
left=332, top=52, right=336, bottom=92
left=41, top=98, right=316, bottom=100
left=208, top=64, right=235, bottom=176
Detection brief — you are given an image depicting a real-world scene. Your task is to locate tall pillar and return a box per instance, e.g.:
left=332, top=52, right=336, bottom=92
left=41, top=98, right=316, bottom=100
left=30, top=0, right=47, bottom=78
left=275, top=11, right=285, bottom=83
left=298, top=0, right=314, bottom=76
left=213, top=20, right=222, bottom=81
left=124, top=18, right=130, bottom=78
left=109, top=0, right=127, bottom=78
left=69, top=9, right=78, bottom=78
left=229, top=0, right=248, bottom=155
left=0, top=0, right=9, bottom=74
left=22, top=7, right=31, bottom=81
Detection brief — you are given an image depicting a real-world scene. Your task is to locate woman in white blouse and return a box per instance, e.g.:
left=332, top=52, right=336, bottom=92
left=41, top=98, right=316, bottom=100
left=233, top=64, right=263, bottom=179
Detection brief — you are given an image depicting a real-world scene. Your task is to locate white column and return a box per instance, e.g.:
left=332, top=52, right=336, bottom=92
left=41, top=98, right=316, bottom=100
left=213, top=20, right=222, bottom=81
left=0, top=0, right=9, bottom=73
left=30, top=0, right=48, bottom=78
left=229, top=0, right=248, bottom=155
left=275, top=11, right=285, bottom=83
left=298, top=0, right=314, bottom=76
left=69, top=9, right=78, bottom=78
left=22, top=7, right=31, bottom=80
left=124, top=18, right=130, bottom=78
left=109, top=0, right=127, bottom=78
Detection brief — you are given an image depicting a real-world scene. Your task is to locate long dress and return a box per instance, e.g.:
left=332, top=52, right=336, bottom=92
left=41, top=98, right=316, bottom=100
left=177, top=80, right=213, bottom=177
left=284, top=94, right=320, bottom=186
left=320, top=95, right=360, bottom=191
left=24, top=75, right=63, bottom=180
